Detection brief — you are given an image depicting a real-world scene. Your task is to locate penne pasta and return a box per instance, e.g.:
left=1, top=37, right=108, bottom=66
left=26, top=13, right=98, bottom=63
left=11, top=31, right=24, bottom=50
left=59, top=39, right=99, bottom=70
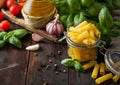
left=82, top=61, right=97, bottom=70
left=75, top=21, right=88, bottom=28
left=91, top=24, right=101, bottom=37
left=76, top=31, right=90, bottom=43
left=95, top=73, right=113, bottom=84
left=113, top=75, right=120, bottom=83
left=91, top=63, right=100, bottom=79
left=89, top=30, right=96, bottom=40
left=100, top=63, right=106, bottom=75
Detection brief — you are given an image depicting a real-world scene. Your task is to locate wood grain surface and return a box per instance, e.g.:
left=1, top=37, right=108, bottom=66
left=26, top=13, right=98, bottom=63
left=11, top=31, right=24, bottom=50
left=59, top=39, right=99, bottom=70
left=0, top=13, right=120, bottom=85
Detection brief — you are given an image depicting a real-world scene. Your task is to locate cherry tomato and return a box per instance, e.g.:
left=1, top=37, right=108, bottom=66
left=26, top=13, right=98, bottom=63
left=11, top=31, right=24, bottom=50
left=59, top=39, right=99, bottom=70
left=0, top=20, right=10, bottom=31
left=6, top=0, right=16, bottom=8
left=19, top=1, right=25, bottom=9
left=9, top=5, right=21, bottom=16
left=0, top=12, right=4, bottom=21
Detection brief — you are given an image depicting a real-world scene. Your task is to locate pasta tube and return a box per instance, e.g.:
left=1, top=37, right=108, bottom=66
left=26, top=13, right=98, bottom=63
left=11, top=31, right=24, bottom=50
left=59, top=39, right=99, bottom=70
left=91, top=63, right=100, bottom=79
left=95, top=73, right=113, bottom=84
left=113, top=75, right=120, bottom=83
left=100, top=63, right=106, bottom=75
left=82, top=61, right=97, bottom=70
left=75, top=21, right=88, bottom=28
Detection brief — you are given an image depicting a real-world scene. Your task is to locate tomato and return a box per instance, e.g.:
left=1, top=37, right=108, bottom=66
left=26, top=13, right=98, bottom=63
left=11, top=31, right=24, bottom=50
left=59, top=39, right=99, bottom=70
left=9, top=5, right=21, bottom=16
left=0, top=12, right=4, bottom=21
left=19, top=1, right=25, bottom=9
left=0, top=20, right=10, bottom=31
left=6, top=0, right=16, bottom=8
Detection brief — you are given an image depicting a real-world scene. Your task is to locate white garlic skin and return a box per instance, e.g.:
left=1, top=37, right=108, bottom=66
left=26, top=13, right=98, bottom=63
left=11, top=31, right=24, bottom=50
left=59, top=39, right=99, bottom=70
left=46, top=21, right=64, bottom=35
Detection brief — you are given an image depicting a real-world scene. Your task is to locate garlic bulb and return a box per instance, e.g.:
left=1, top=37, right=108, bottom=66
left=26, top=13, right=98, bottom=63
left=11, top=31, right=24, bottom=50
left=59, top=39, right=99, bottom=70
left=46, top=14, right=64, bottom=35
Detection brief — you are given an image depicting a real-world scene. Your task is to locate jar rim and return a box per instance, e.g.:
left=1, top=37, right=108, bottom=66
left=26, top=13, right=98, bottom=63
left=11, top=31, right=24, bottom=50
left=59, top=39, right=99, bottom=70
left=104, top=50, right=120, bottom=75
left=66, top=35, right=101, bottom=49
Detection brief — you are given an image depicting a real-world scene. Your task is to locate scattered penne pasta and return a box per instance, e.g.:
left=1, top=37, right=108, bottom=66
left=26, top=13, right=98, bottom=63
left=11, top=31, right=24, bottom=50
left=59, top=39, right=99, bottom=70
left=100, top=63, right=106, bottom=75
left=82, top=61, right=97, bottom=70
left=91, top=63, right=100, bottom=79
left=95, top=73, right=113, bottom=84
left=113, top=75, right=120, bottom=83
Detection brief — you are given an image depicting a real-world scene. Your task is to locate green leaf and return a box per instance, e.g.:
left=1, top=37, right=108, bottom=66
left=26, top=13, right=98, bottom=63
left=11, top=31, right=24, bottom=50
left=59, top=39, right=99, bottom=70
left=113, top=20, right=120, bottom=27
left=113, top=0, right=120, bottom=8
left=74, top=60, right=83, bottom=72
left=52, top=0, right=67, bottom=8
left=0, top=40, right=5, bottom=48
left=66, top=13, right=75, bottom=29
left=0, top=32, right=7, bottom=40
left=3, top=31, right=14, bottom=41
left=81, top=0, right=95, bottom=7
left=67, top=0, right=81, bottom=12
left=9, top=36, right=22, bottom=48
left=60, top=15, right=68, bottom=28
left=74, top=12, right=86, bottom=26
left=86, top=2, right=104, bottom=16
left=98, top=6, right=113, bottom=29
left=108, top=29, right=120, bottom=37
left=61, top=58, right=74, bottom=67
left=100, top=34, right=112, bottom=45
left=13, top=29, right=28, bottom=38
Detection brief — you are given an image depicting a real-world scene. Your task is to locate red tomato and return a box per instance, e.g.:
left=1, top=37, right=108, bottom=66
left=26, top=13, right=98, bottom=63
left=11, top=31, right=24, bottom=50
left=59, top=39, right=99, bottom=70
left=6, top=0, right=16, bottom=8
left=0, top=12, right=4, bottom=21
left=19, top=1, right=25, bottom=9
left=0, top=20, right=10, bottom=31
left=9, top=5, right=21, bottom=16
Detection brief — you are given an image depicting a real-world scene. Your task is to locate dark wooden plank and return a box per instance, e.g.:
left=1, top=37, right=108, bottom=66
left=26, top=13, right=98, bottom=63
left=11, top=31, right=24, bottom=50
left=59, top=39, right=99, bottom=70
left=26, top=41, right=68, bottom=85
left=0, top=34, right=31, bottom=85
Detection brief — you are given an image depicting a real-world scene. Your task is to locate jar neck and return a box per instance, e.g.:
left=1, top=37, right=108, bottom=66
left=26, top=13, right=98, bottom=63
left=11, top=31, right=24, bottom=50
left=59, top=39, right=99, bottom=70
left=66, top=36, right=100, bottom=49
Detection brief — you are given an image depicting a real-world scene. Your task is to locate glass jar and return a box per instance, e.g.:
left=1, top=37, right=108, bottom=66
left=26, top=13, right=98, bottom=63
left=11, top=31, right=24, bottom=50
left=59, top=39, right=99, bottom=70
left=104, top=50, right=120, bottom=75
left=66, top=35, right=100, bottom=62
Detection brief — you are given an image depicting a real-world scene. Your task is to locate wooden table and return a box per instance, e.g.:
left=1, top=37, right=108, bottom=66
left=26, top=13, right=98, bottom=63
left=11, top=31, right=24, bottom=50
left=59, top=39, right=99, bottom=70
left=0, top=24, right=120, bottom=85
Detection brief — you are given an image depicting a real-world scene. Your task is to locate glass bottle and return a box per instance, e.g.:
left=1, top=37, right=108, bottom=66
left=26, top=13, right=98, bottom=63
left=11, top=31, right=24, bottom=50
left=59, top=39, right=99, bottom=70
left=22, top=0, right=56, bottom=29
left=23, top=0, right=55, bottom=17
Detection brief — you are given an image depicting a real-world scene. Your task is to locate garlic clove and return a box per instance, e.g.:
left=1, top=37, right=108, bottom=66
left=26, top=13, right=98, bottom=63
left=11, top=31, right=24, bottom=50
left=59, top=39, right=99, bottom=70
left=26, top=44, right=40, bottom=51
left=32, top=33, right=44, bottom=42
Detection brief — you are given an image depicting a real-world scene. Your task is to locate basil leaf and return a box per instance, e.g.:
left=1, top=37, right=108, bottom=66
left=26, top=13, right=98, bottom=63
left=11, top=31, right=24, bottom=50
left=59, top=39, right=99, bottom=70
left=81, top=0, right=95, bottom=7
left=9, top=36, right=22, bottom=48
left=74, top=60, right=83, bottom=72
left=3, top=31, right=14, bottom=41
left=61, top=58, right=74, bottom=67
left=67, top=0, right=81, bottom=12
left=113, top=20, right=120, bottom=27
left=13, top=29, right=29, bottom=38
left=66, top=13, right=75, bottom=29
left=0, top=40, right=5, bottom=48
left=0, top=32, right=7, bottom=40
left=60, top=15, right=68, bottom=28
left=99, top=6, right=113, bottom=29
left=74, top=12, right=86, bottom=26
left=108, top=29, right=120, bottom=37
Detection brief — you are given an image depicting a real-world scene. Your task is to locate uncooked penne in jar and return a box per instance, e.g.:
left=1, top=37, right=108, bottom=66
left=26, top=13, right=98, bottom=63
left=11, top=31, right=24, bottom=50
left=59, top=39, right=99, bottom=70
left=95, top=73, right=113, bottom=84
left=91, top=63, right=100, bottom=79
